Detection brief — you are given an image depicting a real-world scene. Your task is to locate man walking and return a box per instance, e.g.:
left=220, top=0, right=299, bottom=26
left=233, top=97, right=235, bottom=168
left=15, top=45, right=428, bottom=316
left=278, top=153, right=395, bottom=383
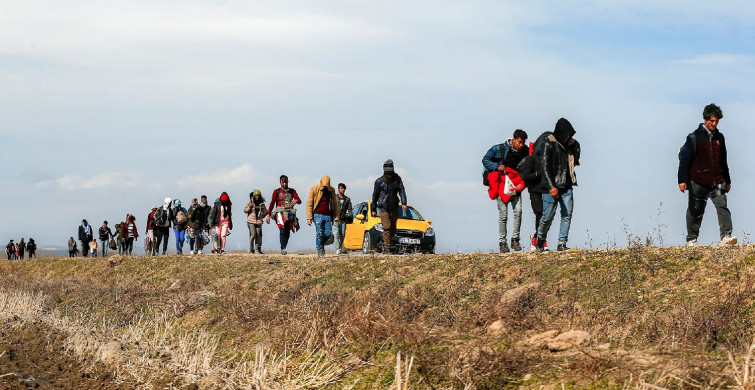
left=99, top=221, right=113, bottom=257
left=518, top=143, right=548, bottom=251
left=678, top=103, right=736, bottom=246
left=482, top=129, right=530, bottom=252
left=307, top=176, right=340, bottom=258
left=371, top=160, right=407, bottom=254
left=333, top=183, right=353, bottom=255
left=78, top=219, right=94, bottom=257
left=536, top=118, right=581, bottom=252
left=267, top=175, right=302, bottom=255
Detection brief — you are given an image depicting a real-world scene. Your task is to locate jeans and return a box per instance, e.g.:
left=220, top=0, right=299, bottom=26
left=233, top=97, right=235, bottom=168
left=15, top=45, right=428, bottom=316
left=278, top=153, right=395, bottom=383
left=174, top=229, right=186, bottom=252
left=101, top=239, right=109, bottom=257
left=92, top=249, right=97, bottom=257
left=686, top=181, right=733, bottom=241
left=333, top=221, right=347, bottom=252
left=537, top=188, right=574, bottom=245
left=529, top=191, right=543, bottom=235
left=248, top=223, right=262, bottom=252
left=314, top=214, right=332, bottom=251
left=125, top=237, right=134, bottom=255
left=195, top=228, right=205, bottom=252
left=496, top=193, right=522, bottom=242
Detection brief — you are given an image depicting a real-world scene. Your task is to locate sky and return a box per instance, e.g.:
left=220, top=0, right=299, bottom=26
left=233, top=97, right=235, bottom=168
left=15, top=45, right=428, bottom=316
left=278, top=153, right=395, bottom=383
left=2, top=0, right=755, bottom=252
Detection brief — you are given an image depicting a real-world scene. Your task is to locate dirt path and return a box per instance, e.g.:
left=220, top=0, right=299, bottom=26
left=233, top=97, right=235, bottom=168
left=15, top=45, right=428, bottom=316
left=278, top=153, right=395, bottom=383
left=0, top=321, right=133, bottom=390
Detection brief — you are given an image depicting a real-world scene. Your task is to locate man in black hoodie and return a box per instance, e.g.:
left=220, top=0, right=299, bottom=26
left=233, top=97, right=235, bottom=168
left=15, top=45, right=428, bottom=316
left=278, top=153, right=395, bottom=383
left=536, top=118, right=581, bottom=252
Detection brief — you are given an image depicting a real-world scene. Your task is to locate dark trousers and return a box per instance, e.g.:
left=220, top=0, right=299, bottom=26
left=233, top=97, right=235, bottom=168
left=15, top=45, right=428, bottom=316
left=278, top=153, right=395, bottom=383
left=380, top=208, right=399, bottom=249
left=686, top=181, right=733, bottom=241
left=81, top=241, right=90, bottom=257
left=154, top=227, right=170, bottom=254
left=529, top=190, right=543, bottom=233
left=125, top=237, right=134, bottom=255
left=279, top=226, right=291, bottom=249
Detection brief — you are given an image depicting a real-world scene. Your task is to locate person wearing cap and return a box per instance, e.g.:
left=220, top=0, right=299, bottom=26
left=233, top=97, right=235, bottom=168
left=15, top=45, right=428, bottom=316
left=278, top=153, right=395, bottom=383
left=210, top=192, right=233, bottom=254
left=536, top=118, right=581, bottom=252
left=306, top=176, right=340, bottom=258
left=333, top=183, right=353, bottom=255
left=99, top=221, right=114, bottom=257
left=78, top=219, right=94, bottom=257
left=244, top=189, right=268, bottom=254
left=371, top=160, right=408, bottom=254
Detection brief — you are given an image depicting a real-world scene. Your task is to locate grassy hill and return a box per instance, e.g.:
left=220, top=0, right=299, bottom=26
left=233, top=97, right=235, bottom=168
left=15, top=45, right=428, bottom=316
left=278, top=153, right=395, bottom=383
left=1, top=246, right=755, bottom=389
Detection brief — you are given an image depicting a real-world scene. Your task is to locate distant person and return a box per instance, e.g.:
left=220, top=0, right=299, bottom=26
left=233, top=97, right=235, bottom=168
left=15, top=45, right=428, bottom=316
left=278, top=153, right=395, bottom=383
left=152, top=198, right=172, bottom=255
left=186, top=199, right=199, bottom=254
left=334, top=183, right=353, bottom=255
left=244, top=190, right=267, bottom=254
left=145, top=207, right=158, bottom=256
left=518, top=143, right=549, bottom=252
left=91, top=239, right=98, bottom=257
left=210, top=192, right=233, bottom=254
left=5, top=240, right=15, bottom=260
left=188, top=196, right=211, bottom=254
left=68, top=237, right=77, bottom=258
left=535, top=118, right=581, bottom=252
left=482, top=129, right=530, bottom=253
left=26, top=238, right=36, bottom=259
left=114, top=221, right=125, bottom=254
left=267, top=175, right=302, bottom=255
left=678, top=103, right=736, bottom=246
left=371, top=160, right=407, bottom=254
left=306, top=176, right=340, bottom=258
left=99, top=221, right=114, bottom=257
left=171, top=199, right=188, bottom=255
left=122, top=214, right=139, bottom=255
left=17, top=238, right=25, bottom=259
left=78, top=219, right=94, bottom=257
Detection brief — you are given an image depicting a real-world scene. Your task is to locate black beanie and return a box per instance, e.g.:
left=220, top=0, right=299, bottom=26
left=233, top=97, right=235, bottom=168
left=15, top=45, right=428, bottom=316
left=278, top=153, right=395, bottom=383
left=553, top=118, right=576, bottom=144
left=383, top=159, right=395, bottom=173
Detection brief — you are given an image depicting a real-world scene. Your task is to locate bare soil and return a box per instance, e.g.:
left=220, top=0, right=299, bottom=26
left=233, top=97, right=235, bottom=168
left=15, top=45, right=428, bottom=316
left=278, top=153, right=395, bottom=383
left=0, top=320, right=133, bottom=390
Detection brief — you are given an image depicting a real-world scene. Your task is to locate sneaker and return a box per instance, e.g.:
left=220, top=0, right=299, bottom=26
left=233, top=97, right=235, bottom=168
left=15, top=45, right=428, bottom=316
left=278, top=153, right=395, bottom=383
left=281, top=249, right=287, bottom=255
left=511, top=238, right=522, bottom=252
left=198, top=249, right=203, bottom=255
left=255, top=250, right=264, bottom=254
left=499, top=241, right=510, bottom=253
left=557, top=243, right=569, bottom=252
left=721, top=236, right=738, bottom=246
left=535, top=239, right=545, bottom=253
left=685, top=239, right=698, bottom=247
left=530, top=233, right=537, bottom=251
left=543, top=241, right=550, bottom=252
left=317, top=249, right=325, bottom=258
left=220, top=250, right=226, bottom=254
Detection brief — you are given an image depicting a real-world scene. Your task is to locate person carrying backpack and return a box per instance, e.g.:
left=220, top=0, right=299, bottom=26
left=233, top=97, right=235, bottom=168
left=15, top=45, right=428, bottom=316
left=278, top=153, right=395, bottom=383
left=244, top=190, right=267, bottom=254
left=535, top=118, right=581, bottom=252
left=17, top=238, right=25, bottom=259
left=678, top=103, right=735, bottom=246
left=210, top=192, right=233, bottom=254
left=306, top=176, right=340, bottom=258
left=267, top=175, right=302, bottom=255
left=482, top=129, right=530, bottom=253
left=171, top=199, right=188, bottom=255
left=152, top=198, right=172, bottom=255
left=26, top=238, right=36, bottom=259
left=6, top=240, right=14, bottom=260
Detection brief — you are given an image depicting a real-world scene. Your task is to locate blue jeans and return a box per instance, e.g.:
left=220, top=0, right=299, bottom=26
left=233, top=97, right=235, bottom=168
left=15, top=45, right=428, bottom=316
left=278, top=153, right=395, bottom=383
left=333, top=221, right=347, bottom=252
left=174, top=229, right=186, bottom=252
left=537, top=188, right=574, bottom=245
left=496, top=193, right=522, bottom=242
left=101, top=239, right=109, bottom=257
left=314, top=214, right=332, bottom=251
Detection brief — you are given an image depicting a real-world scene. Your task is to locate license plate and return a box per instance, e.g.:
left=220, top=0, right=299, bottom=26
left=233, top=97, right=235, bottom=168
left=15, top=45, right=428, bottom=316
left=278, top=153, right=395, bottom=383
left=399, top=238, right=420, bottom=245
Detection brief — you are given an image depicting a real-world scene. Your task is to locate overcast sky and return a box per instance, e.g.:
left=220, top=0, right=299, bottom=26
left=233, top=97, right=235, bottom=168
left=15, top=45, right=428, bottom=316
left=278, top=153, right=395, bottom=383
left=2, top=1, right=755, bottom=252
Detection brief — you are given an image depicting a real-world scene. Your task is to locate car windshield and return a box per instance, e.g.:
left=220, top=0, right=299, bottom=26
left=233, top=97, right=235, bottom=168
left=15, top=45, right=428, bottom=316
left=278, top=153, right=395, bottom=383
left=375, top=206, right=424, bottom=221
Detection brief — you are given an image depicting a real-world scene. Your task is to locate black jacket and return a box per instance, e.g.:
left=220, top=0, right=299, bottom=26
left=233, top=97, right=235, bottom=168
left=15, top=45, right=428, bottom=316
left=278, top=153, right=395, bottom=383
left=541, top=119, right=580, bottom=191
left=98, top=226, right=113, bottom=241
left=210, top=194, right=233, bottom=229
left=372, top=174, right=407, bottom=212
left=78, top=225, right=93, bottom=243
left=517, top=154, right=543, bottom=194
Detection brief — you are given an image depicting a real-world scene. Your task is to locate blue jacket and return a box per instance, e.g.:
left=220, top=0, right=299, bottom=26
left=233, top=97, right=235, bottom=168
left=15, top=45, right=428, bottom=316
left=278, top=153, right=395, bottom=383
left=481, top=142, right=511, bottom=172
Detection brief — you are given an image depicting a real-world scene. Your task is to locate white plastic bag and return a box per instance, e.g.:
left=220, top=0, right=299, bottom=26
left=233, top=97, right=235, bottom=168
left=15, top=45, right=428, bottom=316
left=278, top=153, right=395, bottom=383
left=503, top=174, right=517, bottom=196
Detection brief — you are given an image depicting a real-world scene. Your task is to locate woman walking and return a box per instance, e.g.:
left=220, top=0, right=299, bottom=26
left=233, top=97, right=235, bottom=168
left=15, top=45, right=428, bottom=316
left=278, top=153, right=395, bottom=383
left=210, top=192, right=233, bottom=254
left=244, top=189, right=267, bottom=254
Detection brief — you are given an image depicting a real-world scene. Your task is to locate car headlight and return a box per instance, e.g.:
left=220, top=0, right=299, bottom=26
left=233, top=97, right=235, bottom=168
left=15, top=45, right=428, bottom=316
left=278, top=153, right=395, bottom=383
left=374, top=224, right=384, bottom=232
left=425, top=227, right=435, bottom=237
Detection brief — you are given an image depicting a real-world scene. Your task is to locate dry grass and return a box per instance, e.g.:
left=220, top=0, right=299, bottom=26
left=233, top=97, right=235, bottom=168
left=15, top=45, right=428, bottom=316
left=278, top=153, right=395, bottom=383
left=1, top=247, right=755, bottom=388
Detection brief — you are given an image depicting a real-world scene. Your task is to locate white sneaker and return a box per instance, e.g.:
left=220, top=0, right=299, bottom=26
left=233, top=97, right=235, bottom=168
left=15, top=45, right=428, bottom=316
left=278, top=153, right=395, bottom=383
left=198, top=249, right=203, bottom=254
left=721, top=236, right=738, bottom=246
left=686, top=239, right=698, bottom=247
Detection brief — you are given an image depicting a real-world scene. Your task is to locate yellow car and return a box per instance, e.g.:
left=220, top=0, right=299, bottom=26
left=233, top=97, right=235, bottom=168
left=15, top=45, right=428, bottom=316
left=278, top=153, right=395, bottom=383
left=344, top=201, right=436, bottom=254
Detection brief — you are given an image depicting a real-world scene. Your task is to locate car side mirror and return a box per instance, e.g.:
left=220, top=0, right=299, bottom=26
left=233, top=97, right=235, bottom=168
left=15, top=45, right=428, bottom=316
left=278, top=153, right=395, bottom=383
left=355, top=214, right=365, bottom=221
left=426, top=220, right=432, bottom=225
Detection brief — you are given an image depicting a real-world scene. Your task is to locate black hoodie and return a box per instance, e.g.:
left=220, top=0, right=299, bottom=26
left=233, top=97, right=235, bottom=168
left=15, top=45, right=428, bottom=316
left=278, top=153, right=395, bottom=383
left=541, top=118, right=581, bottom=191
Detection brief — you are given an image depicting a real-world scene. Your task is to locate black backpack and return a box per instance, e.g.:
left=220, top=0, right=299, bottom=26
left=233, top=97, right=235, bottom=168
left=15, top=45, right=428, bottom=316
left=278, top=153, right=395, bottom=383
left=678, top=133, right=697, bottom=160
left=482, top=143, right=506, bottom=186
left=153, top=209, right=169, bottom=228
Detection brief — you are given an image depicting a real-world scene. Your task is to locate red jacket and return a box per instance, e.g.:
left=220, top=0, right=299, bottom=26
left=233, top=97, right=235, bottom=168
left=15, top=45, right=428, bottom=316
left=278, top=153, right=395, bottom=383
left=487, top=168, right=525, bottom=203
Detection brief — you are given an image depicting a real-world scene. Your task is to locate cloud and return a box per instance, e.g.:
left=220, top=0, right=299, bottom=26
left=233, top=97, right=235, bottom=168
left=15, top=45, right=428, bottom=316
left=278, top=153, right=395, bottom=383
left=677, top=53, right=754, bottom=66
left=175, top=164, right=269, bottom=189
left=39, top=172, right=144, bottom=190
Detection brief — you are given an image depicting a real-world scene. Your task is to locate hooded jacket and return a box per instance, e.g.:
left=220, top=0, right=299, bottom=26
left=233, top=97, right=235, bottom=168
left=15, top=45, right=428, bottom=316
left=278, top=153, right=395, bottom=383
left=541, top=118, right=581, bottom=191
left=517, top=142, right=543, bottom=193
left=210, top=192, right=233, bottom=229
left=306, top=176, right=340, bottom=221
left=244, top=194, right=268, bottom=225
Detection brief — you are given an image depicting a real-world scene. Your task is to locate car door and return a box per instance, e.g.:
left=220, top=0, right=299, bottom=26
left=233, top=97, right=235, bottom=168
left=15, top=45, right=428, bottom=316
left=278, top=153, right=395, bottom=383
left=345, top=202, right=367, bottom=249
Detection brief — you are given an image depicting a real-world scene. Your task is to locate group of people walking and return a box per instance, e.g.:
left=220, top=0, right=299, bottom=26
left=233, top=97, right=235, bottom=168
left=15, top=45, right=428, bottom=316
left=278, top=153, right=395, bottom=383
left=5, top=238, right=36, bottom=260
left=485, top=103, right=736, bottom=253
